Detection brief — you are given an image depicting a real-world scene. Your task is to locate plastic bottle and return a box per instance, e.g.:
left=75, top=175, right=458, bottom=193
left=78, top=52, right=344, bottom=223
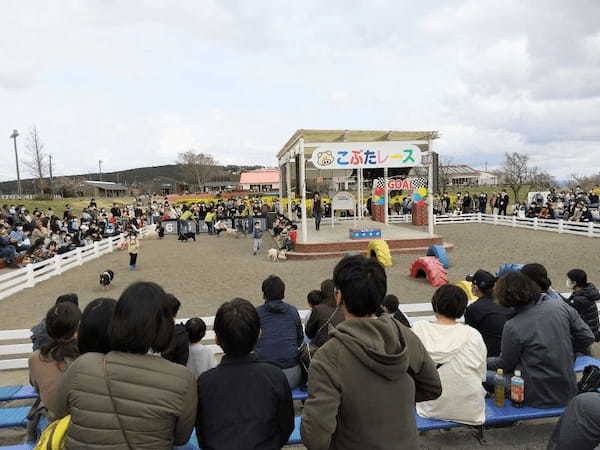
left=511, top=370, right=524, bottom=408
left=494, top=368, right=505, bottom=407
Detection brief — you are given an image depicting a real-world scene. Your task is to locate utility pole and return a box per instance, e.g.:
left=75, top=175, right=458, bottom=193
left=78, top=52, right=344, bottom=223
left=99, top=160, right=103, bottom=181
left=10, top=129, right=22, bottom=196
left=49, top=155, right=54, bottom=197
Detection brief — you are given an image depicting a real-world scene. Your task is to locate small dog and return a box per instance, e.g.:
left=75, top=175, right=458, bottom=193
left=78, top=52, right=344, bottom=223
left=224, top=228, right=239, bottom=238
left=99, top=269, right=114, bottom=289
left=178, top=232, right=196, bottom=242
left=268, top=248, right=287, bottom=262
left=143, top=230, right=159, bottom=240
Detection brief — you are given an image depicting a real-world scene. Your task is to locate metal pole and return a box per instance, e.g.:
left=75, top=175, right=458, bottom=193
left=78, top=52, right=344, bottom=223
left=10, top=130, right=22, bottom=196
left=384, top=167, right=389, bottom=225
left=428, top=139, right=435, bottom=237
left=286, top=160, right=292, bottom=219
left=49, top=155, right=53, bottom=197
left=99, top=160, right=103, bottom=181
left=299, top=138, right=308, bottom=243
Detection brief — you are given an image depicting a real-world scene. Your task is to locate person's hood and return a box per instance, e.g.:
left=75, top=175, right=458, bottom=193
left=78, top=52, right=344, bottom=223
left=330, top=315, right=409, bottom=381
left=264, top=299, right=287, bottom=314
left=581, top=283, right=600, bottom=301
left=413, top=322, right=472, bottom=365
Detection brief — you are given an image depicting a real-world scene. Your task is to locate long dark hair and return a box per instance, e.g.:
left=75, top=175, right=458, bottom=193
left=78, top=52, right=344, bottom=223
left=78, top=298, right=117, bottom=354
left=40, top=303, right=81, bottom=366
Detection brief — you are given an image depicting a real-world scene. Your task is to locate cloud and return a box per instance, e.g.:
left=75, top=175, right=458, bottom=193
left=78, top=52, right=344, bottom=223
left=0, top=0, right=599, bottom=182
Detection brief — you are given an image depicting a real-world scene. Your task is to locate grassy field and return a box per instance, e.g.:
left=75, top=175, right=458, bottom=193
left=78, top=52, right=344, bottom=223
left=1, top=197, right=136, bottom=216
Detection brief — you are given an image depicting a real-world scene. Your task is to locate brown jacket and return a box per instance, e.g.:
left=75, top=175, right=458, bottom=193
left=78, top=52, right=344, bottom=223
left=301, top=315, right=442, bottom=450
left=28, top=351, right=71, bottom=419
left=55, top=351, right=197, bottom=449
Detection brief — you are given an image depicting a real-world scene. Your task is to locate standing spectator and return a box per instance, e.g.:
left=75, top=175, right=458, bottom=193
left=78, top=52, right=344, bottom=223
left=464, top=270, right=513, bottom=357
left=31, top=294, right=79, bottom=352
left=487, top=271, right=594, bottom=408
left=497, top=191, right=510, bottom=215
left=29, top=303, right=81, bottom=419
left=255, top=275, right=304, bottom=389
left=565, top=269, right=600, bottom=342
left=478, top=192, right=488, bottom=213
left=301, top=255, right=442, bottom=450
left=78, top=297, right=117, bottom=354
left=313, top=192, right=322, bottom=231
left=185, top=318, right=217, bottom=379
left=413, top=285, right=486, bottom=425
left=196, top=298, right=294, bottom=449
left=55, top=281, right=197, bottom=449
left=461, top=191, right=473, bottom=213
left=252, top=221, right=263, bottom=256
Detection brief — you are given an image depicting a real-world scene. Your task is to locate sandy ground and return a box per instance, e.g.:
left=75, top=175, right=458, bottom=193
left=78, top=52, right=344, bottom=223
left=1, top=223, right=598, bottom=447
left=0, top=223, right=598, bottom=330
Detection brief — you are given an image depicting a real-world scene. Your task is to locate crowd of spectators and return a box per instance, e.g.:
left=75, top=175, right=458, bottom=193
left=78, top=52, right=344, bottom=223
left=23, top=251, right=600, bottom=449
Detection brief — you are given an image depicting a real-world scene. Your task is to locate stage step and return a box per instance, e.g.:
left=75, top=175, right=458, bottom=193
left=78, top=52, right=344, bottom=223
left=287, top=243, right=454, bottom=260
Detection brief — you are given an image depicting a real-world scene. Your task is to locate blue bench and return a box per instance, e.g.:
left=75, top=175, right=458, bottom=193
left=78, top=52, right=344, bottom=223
left=574, top=355, right=600, bottom=372
left=0, top=385, right=37, bottom=402
left=0, top=407, right=29, bottom=428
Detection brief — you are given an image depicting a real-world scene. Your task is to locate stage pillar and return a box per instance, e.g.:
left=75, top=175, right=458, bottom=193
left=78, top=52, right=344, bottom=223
left=372, top=204, right=385, bottom=223
left=412, top=203, right=428, bottom=226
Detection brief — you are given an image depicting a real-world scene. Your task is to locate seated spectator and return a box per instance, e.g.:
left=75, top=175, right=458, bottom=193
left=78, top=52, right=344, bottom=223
left=0, top=225, right=20, bottom=268
left=305, top=279, right=344, bottom=348
left=566, top=269, right=600, bottom=342
left=196, top=298, right=294, bottom=449
left=381, top=294, right=411, bottom=328
left=487, top=271, right=594, bottom=408
left=55, top=281, right=197, bottom=449
left=301, top=255, right=442, bottom=450
left=548, top=392, right=600, bottom=449
left=185, top=317, right=217, bottom=379
left=413, top=285, right=486, bottom=425
left=161, top=293, right=190, bottom=365
left=29, top=302, right=81, bottom=419
left=521, top=263, right=562, bottom=301
left=306, top=289, right=323, bottom=308
left=78, top=297, right=117, bottom=354
left=464, top=270, right=513, bottom=357
left=255, top=275, right=304, bottom=389
left=31, top=294, right=79, bottom=352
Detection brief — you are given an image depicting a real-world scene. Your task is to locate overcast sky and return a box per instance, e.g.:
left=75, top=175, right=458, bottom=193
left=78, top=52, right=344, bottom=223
left=1, top=0, right=599, bottom=181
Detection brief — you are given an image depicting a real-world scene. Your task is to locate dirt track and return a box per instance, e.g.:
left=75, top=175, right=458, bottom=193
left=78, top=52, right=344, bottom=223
left=0, top=223, right=597, bottom=329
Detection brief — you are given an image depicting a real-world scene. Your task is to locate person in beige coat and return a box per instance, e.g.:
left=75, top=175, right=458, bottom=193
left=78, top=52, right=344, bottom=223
left=55, top=281, right=197, bottom=449
left=301, top=255, right=442, bottom=450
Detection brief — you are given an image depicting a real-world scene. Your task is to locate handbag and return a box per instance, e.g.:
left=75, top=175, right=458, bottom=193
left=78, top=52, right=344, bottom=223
left=103, top=357, right=133, bottom=450
left=34, top=415, right=70, bottom=450
left=578, top=365, right=600, bottom=393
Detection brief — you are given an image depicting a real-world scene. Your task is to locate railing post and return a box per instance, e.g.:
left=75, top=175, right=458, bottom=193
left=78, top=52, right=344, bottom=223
left=77, top=247, right=84, bottom=266
left=93, top=241, right=100, bottom=258
left=559, top=219, right=564, bottom=234
left=26, top=264, right=35, bottom=288
left=512, top=216, right=516, bottom=227
left=54, top=255, right=63, bottom=274
left=589, top=222, right=594, bottom=237
left=533, top=217, right=539, bottom=230
left=494, top=214, right=498, bottom=225
left=477, top=212, right=482, bottom=223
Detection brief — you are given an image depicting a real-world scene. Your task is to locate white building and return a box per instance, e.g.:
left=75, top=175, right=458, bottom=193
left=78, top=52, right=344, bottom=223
left=443, top=165, right=498, bottom=186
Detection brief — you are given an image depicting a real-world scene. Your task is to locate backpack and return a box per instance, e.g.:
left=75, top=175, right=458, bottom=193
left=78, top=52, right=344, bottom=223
left=34, top=415, right=70, bottom=450
left=577, top=365, right=600, bottom=393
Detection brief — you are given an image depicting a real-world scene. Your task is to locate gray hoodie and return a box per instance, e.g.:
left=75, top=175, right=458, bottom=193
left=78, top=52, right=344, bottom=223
left=301, top=315, right=442, bottom=450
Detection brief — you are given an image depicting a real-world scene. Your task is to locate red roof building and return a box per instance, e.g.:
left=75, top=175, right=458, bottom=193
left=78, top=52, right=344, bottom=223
left=239, top=169, right=280, bottom=192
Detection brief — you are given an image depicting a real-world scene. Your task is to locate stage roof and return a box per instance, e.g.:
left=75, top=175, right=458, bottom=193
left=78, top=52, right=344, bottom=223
left=277, top=129, right=439, bottom=160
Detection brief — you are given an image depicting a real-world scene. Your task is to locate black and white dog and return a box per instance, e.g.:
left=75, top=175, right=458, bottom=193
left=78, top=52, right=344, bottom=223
left=99, top=269, right=114, bottom=289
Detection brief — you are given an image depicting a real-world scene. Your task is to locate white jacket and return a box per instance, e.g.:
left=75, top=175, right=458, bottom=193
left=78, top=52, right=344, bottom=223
left=412, top=321, right=487, bottom=425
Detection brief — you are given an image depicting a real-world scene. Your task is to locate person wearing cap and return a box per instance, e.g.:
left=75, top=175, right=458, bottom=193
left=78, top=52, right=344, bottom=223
left=464, top=270, right=513, bottom=357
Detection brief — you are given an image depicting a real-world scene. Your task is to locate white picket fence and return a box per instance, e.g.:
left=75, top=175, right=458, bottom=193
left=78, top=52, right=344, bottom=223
left=434, top=213, right=600, bottom=238
left=0, top=233, right=132, bottom=302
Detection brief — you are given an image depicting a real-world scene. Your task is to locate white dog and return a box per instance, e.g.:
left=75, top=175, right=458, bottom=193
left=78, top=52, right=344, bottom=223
left=224, top=228, right=239, bottom=238
left=268, top=248, right=287, bottom=262
left=143, top=230, right=159, bottom=240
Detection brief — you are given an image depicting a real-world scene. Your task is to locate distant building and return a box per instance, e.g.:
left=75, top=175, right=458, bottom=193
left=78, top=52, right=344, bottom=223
left=198, top=181, right=240, bottom=193
left=442, top=165, right=498, bottom=187
left=239, top=169, right=280, bottom=192
left=81, top=180, right=128, bottom=197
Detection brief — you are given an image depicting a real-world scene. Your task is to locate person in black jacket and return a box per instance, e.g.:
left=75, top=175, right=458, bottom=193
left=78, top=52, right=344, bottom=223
left=464, top=270, right=513, bottom=357
left=381, top=294, right=411, bottom=328
left=305, top=280, right=345, bottom=348
left=161, top=293, right=190, bottom=366
left=566, top=269, right=600, bottom=342
left=196, top=298, right=294, bottom=450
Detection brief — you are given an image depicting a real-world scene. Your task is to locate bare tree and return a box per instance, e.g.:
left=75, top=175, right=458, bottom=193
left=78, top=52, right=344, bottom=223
left=438, top=157, right=454, bottom=193
left=530, top=168, right=557, bottom=191
left=567, top=173, right=600, bottom=191
left=177, top=150, right=217, bottom=191
left=24, top=126, right=48, bottom=194
left=500, top=152, right=533, bottom=201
